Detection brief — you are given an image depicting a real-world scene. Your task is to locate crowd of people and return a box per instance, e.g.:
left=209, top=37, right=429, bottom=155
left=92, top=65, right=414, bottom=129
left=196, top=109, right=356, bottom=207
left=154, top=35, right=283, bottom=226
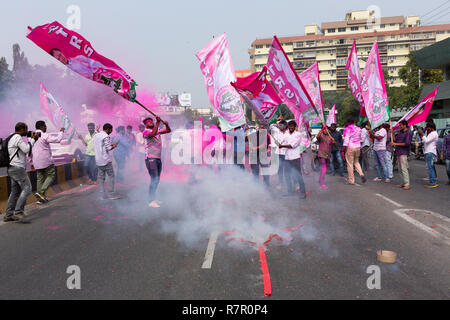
left=1, top=116, right=171, bottom=222
left=1, top=113, right=449, bottom=223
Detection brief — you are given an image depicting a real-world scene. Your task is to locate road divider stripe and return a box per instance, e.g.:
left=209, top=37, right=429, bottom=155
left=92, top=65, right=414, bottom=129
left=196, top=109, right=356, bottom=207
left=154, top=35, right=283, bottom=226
left=202, top=231, right=219, bottom=269
left=375, top=193, right=404, bottom=208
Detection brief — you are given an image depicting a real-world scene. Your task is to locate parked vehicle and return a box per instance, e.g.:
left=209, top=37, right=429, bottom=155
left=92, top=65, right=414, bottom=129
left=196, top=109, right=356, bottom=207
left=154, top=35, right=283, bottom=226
left=49, top=132, right=86, bottom=164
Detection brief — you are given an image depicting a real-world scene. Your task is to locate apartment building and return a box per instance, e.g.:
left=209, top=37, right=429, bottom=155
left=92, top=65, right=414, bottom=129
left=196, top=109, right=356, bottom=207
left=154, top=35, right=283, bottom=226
left=248, top=10, right=450, bottom=92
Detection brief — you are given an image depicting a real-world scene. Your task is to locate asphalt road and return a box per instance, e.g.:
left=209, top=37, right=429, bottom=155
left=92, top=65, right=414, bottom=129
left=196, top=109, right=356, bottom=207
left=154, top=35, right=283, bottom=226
left=0, top=159, right=448, bottom=300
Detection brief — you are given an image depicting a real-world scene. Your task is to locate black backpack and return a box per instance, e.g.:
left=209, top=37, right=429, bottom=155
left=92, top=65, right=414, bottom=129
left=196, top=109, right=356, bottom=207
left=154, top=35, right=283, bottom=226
left=0, top=134, right=20, bottom=168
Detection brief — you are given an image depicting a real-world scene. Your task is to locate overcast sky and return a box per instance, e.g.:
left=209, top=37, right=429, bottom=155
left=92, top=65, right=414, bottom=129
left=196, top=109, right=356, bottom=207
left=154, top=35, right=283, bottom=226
left=1, top=0, right=449, bottom=107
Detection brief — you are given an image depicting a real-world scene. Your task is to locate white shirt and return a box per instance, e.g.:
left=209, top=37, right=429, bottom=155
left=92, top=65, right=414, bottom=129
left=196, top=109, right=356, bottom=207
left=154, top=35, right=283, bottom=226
left=282, top=131, right=302, bottom=160
left=94, top=131, right=113, bottom=166
left=8, top=134, right=35, bottom=169
left=373, top=128, right=387, bottom=151
left=136, top=131, right=145, bottom=153
left=360, top=128, right=370, bottom=148
left=422, top=131, right=438, bottom=156
left=270, top=125, right=288, bottom=155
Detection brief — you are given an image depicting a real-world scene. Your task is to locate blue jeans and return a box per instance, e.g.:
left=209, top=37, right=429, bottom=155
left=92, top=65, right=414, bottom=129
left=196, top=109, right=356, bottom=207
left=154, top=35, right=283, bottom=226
left=425, top=153, right=437, bottom=184
left=85, top=155, right=98, bottom=181
left=5, top=166, right=32, bottom=216
left=385, top=151, right=393, bottom=178
left=113, top=154, right=126, bottom=182
left=145, top=158, right=162, bottom=201
left=330, top=150, right=344, bottom=176
left=374, top=149, right=389, bottom=179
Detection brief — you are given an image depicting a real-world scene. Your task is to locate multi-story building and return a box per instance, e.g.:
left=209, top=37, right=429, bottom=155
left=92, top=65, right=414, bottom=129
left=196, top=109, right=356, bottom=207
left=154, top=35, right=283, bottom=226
left=248, top=10, right=450, bottom=92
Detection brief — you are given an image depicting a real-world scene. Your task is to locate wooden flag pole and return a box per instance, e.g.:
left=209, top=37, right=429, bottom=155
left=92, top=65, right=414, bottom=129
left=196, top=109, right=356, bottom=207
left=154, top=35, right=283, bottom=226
left=134, top=99, right=160, bottom=119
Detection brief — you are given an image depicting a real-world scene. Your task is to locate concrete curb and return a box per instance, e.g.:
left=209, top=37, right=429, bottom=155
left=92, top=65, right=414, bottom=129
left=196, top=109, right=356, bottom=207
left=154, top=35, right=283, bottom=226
left=0, top=161, right=86, bottom=212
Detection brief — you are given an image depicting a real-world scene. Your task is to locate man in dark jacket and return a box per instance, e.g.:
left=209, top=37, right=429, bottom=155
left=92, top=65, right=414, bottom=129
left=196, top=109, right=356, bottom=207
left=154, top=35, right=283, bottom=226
left=329, top=123, right=344, bottom=176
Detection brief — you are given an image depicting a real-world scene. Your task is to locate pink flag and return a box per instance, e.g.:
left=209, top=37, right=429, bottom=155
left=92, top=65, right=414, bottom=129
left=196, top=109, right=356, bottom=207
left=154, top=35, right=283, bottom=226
left=393, top=86, right=439, bottom=130
left=27, top=21, right=137, bottom=101
left=346, top=40, right=366, bottom=117
left=266, top=36, right=318, bottom=124
left=326, top=105, right=336, bottom=127
left=231, top=66, right=283, bottom=125
left=40, top=82, right=77, bottom=142
left=299, top=62, right=324, bottom=122
left=196, top=34, right=245, bottom=132
left=361, top=41, right=390, bottom=129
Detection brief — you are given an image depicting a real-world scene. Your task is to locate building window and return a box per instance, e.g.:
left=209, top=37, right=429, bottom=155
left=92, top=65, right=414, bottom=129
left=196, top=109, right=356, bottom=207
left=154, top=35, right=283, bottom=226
left=351, top=26, right=359, bottom=31
left=328, top=28, right=336, bottom=33
left=336, top=58, right=346, bottom=66
left=338, top=27, right=346, bottom=32
left=306, top=41, right=315, bottom=46
left=255, top=45, right=263, bottom=49
left=380, top=24, right=385, bottom=28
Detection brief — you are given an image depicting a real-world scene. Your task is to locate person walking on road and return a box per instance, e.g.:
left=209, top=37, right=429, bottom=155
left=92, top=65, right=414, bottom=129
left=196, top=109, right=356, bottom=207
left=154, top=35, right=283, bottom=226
left=4, top=123, right=39, bottom=222
left=78, top=122, right=99, bottom=185
left=392, top=120, right=412, bottom=190
left=419, top=122, right=439, bottom=188
left=31, top=120, right=65, bottom=204
left=316, top=125, right=335, bottom=189
left=94, top=123, right=119, bottom=199
left=329, top=123, right=344, bottom=177
left=279, top=120, right=307, bottom=199
left=343, top=118, right=366, bottom=185
left=370, top=125, right=390, bottom=182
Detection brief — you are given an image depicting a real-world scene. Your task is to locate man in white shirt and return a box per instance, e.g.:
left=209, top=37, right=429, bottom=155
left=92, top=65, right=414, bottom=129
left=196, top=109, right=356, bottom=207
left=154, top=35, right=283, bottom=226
left=4, top=122, right=39, bottom=222
left=419, top=122, right=439, bottom=188
left=279, top=120, right=307, bottom=199
left=270, top=120, right=288, bottom=188
left=31, top=120, right=65, bottom=204
left=94, top=123, right=119, bottom=199
left=370, top=125, right=390, bottom=182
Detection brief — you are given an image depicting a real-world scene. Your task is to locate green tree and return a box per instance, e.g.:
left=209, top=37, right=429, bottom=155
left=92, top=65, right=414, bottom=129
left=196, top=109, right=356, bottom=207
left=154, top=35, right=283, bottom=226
left=0, top=57, right=12, bottom=100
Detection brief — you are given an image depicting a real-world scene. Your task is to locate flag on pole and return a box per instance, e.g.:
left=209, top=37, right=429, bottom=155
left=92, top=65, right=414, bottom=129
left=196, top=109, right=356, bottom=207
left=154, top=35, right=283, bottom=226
left=27, top=21, right=137, bottom=102
left=392, top=85, right=440, bottom=130
left=361, top=41, right=390, bottom=129
left=298, top=62, right=324, bottom=123
left=326, top=104, right=336, bottom=127
left=266, top=36, right=318, bottom=125
left=231, top=66, right=283, bottom=125
left=346, top=40, right=366, bottom=119
left=40, top=82, right=76, bottom=142
left=196, top=34, right=245, bottom=132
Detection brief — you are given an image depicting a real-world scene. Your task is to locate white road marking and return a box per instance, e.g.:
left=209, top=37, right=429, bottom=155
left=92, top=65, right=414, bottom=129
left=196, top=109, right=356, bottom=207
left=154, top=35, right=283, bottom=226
left=202, top=231, right=219, bottom=269
left=393, top=209, right=450, bottom=246
left=375, top=193, right=404, bottom=208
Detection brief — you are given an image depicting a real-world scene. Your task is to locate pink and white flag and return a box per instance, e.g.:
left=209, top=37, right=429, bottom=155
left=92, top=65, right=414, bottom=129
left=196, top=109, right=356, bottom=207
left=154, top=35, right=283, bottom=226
left=231, top=66, right=283, bottom=125
left=346, top=40, right=366, bottom=117
left=196, top=34, right=245, bottom=132
left=28, top=21, right=137, bottom=101
left=299, top=62, right=324, bottom=122
left=40, top=82, right=77, bottom=142
left=266, top=36, right=318, bottom=124
left=326, top=104, right=336, bottom=127
left=361, top=41, right=390, bottom=129
left=393, top=85, right=439, bottom=130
